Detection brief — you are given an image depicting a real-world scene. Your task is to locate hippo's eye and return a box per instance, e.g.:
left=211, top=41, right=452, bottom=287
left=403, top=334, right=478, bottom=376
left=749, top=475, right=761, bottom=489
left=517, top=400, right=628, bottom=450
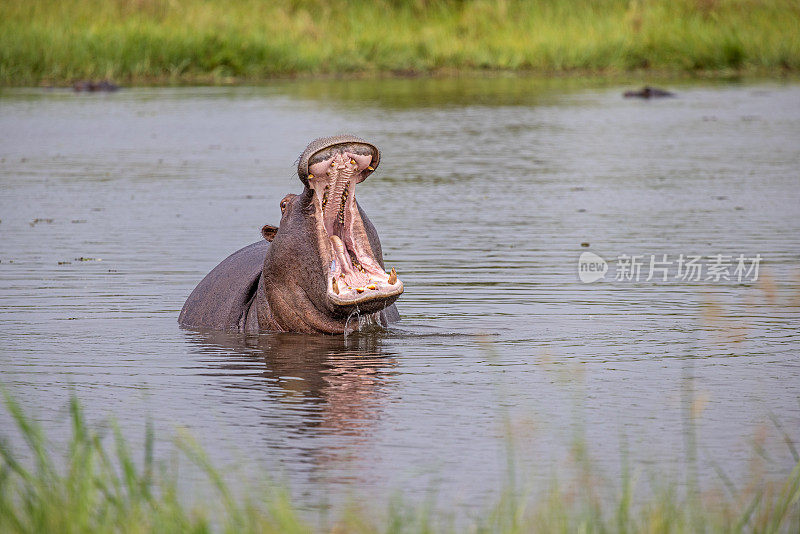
left=280, top=199, right=288, bottom=212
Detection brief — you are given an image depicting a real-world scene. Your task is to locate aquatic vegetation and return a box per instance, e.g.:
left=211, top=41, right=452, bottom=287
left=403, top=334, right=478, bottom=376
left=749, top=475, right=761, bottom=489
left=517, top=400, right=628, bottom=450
left=0, top=391, right=308, bottom=534
left=1, top=0, right=799, bottom=86
left=1, top=389, right=798, bottom=533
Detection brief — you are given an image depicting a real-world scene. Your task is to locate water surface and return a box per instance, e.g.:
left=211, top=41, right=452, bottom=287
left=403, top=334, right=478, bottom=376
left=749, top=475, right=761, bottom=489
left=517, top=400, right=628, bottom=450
left=1, top=78, right=799, bottom=515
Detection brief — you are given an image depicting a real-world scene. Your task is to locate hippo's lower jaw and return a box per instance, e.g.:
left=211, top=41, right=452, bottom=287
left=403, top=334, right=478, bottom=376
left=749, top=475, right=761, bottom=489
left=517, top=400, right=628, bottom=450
left=326, top=275, right=403, bottom=316
left=307, top=144, right=403, bottom=316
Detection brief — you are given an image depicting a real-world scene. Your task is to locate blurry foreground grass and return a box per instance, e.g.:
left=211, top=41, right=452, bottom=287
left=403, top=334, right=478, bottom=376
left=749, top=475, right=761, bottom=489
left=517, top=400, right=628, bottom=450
left=1, top=0, right=799, bottom=86
left=1, top=390, right=799, bottom=533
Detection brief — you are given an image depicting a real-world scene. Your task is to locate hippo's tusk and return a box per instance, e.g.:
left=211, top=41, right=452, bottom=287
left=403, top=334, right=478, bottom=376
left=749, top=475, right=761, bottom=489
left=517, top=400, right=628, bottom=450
left=388, top=267, right=397, bottom=285
left=332, top=277, right=339, bottom=294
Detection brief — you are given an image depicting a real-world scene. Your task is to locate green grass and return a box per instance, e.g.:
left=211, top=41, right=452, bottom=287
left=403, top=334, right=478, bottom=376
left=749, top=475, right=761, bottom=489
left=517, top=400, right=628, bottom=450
left=1, top=0, right=799, bottom=86
left=1, top=389, right=799, bottom=533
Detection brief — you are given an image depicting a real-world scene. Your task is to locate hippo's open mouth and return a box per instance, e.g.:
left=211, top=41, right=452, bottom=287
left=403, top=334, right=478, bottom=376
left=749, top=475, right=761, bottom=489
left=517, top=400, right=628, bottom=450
left=306, top=142, right=403, bottom=313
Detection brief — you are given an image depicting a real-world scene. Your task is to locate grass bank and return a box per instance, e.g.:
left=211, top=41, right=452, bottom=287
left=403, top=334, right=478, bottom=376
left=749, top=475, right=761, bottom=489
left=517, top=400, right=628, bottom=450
left=1, top=0, right=799, bottom=86
left=1, top=390, right=799, bottom=533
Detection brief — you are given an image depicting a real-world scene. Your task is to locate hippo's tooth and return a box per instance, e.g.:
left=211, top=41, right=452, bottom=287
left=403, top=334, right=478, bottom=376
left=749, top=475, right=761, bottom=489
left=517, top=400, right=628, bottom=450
left=355, top=287, right=365, bottom=293
left=332, top=277, right=339, bottom=294
left=337, top=183, right=349, bottom=224
left=367, top=166, right=374, bottom=171
left=388, top=267, right=397, bottom=285
left=367, top=283, right=377, bottom=290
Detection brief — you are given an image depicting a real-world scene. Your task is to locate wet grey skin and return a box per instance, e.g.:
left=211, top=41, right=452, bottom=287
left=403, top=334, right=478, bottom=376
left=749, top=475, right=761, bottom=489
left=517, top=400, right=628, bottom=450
left=179, top=135, right=403, bottom=334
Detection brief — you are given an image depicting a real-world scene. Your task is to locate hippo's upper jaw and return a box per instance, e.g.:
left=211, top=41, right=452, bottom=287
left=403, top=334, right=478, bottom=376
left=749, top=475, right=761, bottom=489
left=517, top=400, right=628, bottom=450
left=305, top=139, right=403, bottom=316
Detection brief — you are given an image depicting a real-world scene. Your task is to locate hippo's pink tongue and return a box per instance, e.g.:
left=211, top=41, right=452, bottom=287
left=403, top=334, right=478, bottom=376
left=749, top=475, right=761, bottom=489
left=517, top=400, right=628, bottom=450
left=330, top=235, right=369, bottom=288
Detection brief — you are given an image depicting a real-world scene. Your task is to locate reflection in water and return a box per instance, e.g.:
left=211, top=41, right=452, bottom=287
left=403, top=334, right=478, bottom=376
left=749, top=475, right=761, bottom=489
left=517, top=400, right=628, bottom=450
left=183, top=329, right=397, bottom=472
left=276, top=75, right=601, bottom=109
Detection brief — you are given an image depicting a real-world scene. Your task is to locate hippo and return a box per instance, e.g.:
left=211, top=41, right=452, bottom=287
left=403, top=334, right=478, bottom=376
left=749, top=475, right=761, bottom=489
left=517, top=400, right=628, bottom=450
left=73, top=80, right=120, bottom=92
left=623, top=86, right=674, bottom=99
left=178, top=135, right=403, bottom=334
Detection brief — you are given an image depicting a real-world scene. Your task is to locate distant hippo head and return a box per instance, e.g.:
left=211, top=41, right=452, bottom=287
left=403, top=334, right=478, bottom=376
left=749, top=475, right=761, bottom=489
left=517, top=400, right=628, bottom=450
left=257, top=135, right=403, bottom=333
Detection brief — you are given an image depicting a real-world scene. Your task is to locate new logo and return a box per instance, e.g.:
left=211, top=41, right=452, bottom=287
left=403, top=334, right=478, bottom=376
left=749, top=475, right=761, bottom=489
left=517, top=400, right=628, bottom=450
left=578, top=252, right=608, bottom=283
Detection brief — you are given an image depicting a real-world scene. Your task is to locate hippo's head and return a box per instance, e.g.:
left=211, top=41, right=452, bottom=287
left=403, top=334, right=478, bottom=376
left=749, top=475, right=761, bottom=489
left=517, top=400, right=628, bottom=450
left=258, top=135, right=403, bottom=333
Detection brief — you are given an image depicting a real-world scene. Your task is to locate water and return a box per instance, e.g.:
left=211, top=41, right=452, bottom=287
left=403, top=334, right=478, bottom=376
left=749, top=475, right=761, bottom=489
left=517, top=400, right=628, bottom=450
left=1, top=78, right=799, bottom=516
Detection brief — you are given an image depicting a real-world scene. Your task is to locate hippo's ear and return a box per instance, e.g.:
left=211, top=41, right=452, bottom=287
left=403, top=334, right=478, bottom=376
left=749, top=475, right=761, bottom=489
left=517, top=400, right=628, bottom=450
left=261, top=224, right=279, bottom=242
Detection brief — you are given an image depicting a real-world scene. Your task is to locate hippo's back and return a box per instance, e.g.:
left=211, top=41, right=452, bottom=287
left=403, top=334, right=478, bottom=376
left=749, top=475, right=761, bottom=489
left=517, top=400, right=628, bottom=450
left=179, top=241, right=268, bottom=331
